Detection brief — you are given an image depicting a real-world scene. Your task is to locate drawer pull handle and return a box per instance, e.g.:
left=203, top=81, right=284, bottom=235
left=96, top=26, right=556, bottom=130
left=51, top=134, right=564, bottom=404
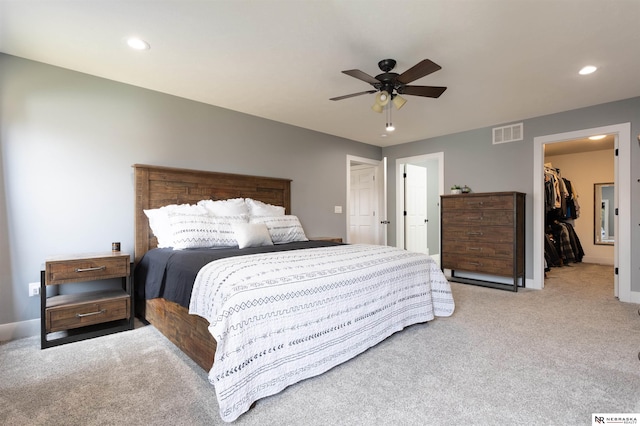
left=466, top=216, right=483, bottom=221
left=467, top=262, right=483, bottom=266
left=76, top=309, right=106, bottom=318
left=466, top=232, right=484, bottom=236
left=75, top=266, right=106, bottom=273
left=466, top=201, right=484, bottom=205
left=468, top=247, right=483, bottom=251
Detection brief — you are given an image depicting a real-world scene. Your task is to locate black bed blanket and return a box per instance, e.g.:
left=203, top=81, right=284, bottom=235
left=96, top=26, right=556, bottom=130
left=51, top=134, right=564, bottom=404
left=134, top=240, right=342, bottom=308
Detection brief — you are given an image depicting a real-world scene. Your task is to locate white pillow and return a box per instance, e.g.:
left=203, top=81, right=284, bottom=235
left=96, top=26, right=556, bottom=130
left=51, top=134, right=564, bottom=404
left=197, top=198, right=249, bottom=216
left=232, top=222, right=273, bottom=249
left=250, top=215, right=308, bottom=244
left=245, top=198, right=285, bottom=217
left=168, top=213, right=248, bottom=249
left=144, top=204, right=207, bottom=248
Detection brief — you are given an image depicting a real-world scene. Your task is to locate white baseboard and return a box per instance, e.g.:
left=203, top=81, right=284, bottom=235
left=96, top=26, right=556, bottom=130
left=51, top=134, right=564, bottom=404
left=581, top=256, right=615, bottom=266
left=0, top=319, right=39, bottom=342
left=525, top=277, right=537, bottom=289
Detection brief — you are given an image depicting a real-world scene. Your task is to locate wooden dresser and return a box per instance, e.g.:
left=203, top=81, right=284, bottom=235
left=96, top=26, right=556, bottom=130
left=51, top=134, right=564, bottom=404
left=441, top=191, right=525, bottom=291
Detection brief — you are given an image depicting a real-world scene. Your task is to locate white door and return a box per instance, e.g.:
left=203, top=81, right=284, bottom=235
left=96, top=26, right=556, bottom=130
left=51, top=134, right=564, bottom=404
left=349, top=166, right=377, bottom=244
left=405, top=164, right=428, bottom=254
left=347, top=156, right=388, bottom=246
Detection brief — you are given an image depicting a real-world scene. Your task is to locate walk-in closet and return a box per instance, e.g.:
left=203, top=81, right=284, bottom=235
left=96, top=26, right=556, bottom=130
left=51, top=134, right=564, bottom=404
left=543, top=136, right=615, bottom=274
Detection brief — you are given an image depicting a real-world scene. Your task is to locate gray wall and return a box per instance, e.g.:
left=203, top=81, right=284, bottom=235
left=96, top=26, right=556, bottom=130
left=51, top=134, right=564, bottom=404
left=383, top=96, right=640, bottom=291
left=2, top=52, right=639, bottom=329
left=0, top=54, right=381, bottom=326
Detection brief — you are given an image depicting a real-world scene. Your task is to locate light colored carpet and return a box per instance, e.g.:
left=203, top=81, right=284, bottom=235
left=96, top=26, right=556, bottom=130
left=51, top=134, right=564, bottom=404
left=1, top=263, right=639, bottom=425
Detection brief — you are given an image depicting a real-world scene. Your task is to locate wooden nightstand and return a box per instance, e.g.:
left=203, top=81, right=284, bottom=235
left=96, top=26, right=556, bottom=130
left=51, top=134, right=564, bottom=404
left=40, top=252, right=134, bottom=349
left=310, top=237, right=343, bottom=243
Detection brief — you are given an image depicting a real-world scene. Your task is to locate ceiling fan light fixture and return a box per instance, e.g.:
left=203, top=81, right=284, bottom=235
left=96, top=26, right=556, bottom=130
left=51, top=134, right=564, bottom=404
left=392, top=94, right=407, bottom=110
left=375, top=91, right=390, bottom=107
left=331, top=58, right=446, bottom=133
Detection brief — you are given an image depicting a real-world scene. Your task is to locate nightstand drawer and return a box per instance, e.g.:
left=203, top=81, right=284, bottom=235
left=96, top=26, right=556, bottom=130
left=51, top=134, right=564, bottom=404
left=46, top=291, right=130, bottom=333
left=46, top=255, right=130, bottom=285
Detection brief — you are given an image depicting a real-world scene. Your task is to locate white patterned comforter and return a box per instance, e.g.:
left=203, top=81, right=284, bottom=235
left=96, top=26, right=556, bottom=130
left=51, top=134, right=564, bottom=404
left=189, top=244, right=454, bottom=422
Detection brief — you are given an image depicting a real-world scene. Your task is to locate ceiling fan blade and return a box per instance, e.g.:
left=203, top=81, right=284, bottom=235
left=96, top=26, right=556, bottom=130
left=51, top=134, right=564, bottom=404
left=399, top=85, right=447, bottom=98
left=397, top=59, right=442, bottom=84
left=330, top=90, right=377, bottom=101
left=342, top=69, right=380, bottom=85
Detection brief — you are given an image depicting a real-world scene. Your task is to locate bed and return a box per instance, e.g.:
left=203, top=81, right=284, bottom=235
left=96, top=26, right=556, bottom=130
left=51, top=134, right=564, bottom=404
left=133, top=164, right=455, bottom=422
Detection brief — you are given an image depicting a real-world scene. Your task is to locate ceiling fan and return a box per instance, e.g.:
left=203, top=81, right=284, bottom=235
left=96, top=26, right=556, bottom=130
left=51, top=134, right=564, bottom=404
left=330, top=58, right=447, bottom=113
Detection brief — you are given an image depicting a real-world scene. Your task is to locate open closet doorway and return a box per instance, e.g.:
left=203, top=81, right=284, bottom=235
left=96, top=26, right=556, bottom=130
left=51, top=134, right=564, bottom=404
left=346, top=155, right=387, bottom=245
left=395, top=153, right=444, bottom=264
left=532, top=123, right=631, bottom=303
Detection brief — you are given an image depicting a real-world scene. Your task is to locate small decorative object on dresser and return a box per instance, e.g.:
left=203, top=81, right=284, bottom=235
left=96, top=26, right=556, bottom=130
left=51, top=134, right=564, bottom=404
left=40, top=252, right=133, bottom=349
left=440, top=191, right=525, bottom=291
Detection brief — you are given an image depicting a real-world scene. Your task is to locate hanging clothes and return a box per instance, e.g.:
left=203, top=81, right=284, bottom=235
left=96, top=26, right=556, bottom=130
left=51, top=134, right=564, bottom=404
left=543, top=164, right=583, bottom=268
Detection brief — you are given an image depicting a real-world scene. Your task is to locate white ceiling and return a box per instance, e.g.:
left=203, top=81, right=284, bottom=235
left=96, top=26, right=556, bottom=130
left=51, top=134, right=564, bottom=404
left=1, top=0, right=639, bottom=147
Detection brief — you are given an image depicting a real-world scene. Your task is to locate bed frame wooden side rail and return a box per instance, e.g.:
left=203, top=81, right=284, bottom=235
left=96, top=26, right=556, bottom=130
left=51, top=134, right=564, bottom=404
left=133, top=164, right=292, bottom=370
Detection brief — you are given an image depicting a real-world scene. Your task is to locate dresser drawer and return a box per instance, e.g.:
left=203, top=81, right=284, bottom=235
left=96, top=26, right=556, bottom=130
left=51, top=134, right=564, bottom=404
left=442, top=195, right=514, bottom=210
left=46, top=291, right=130, bottom=333
left=442, top=255, right=514, bottom=276
left=46, top=255, right=130, bottom=285
left=442, top=241, right=513, bottom=258
left=442, top=209, right=514, bottom=226
left=442, top=226, right=514, bottom=243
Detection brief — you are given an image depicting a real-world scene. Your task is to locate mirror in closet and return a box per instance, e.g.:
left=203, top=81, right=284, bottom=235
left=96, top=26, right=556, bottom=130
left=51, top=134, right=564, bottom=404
left=594, top=182, right=614, bottom=245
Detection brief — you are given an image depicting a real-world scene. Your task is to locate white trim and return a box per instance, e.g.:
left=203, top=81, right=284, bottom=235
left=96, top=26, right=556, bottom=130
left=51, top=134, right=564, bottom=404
left=532, top=123, right=631, bottom=302
left=0, top=319, right=39, bottom=341
left=395, top=153, right=444, bottom=251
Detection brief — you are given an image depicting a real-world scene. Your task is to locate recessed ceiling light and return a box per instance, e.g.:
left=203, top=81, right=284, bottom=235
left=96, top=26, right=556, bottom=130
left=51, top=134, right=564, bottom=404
left=127, top=37, right=150, bottom=50
left=579, top=65, right=597, bottom=75
left=589, top=135, right=606, bottom=140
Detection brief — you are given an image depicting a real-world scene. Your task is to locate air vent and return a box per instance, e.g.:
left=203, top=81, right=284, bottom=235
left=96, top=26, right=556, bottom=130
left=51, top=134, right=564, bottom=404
left=493, top=123, right=523, bottom=144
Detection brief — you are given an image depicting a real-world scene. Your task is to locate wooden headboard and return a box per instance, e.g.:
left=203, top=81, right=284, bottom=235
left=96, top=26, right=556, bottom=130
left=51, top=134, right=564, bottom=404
left=133, top=164, right=291, bottom=263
